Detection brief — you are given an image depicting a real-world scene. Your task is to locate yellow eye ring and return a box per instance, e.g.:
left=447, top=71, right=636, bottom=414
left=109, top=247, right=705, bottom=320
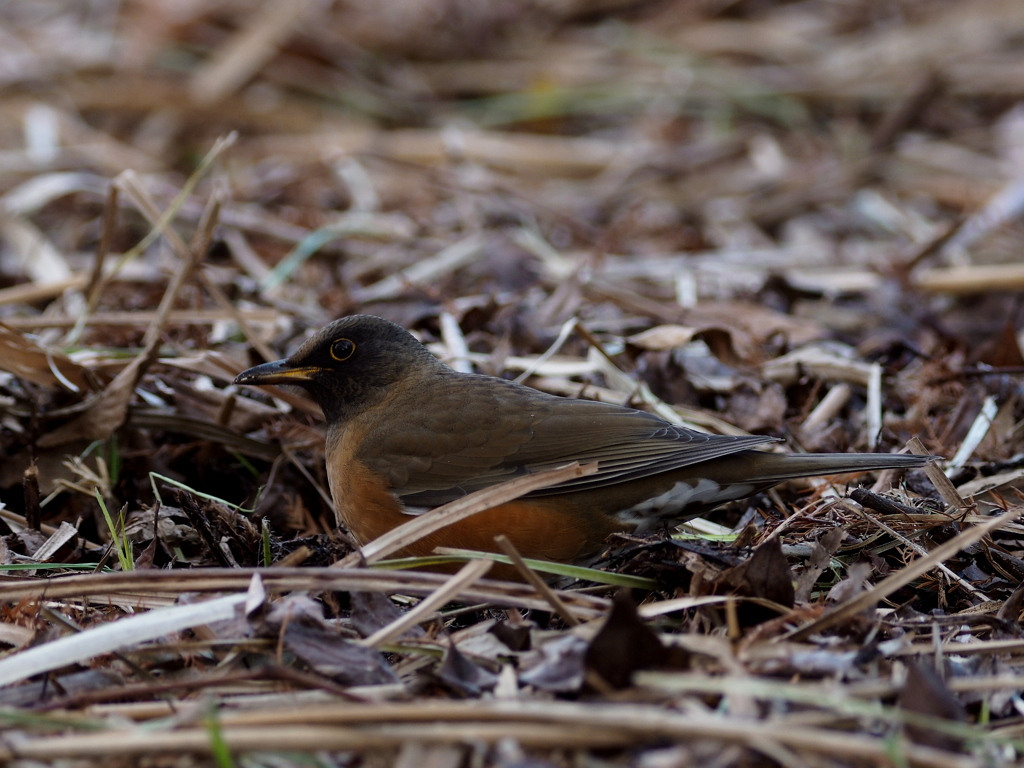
left=330, top=338, right=356, bottom=361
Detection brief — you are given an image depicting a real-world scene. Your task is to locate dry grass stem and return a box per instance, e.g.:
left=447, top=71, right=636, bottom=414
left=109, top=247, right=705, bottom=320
left=785, top=507, right=1022, bottom=641
left=360, top=559, right=493, bottom=648
left=2, top=3, right=1022, bottom=764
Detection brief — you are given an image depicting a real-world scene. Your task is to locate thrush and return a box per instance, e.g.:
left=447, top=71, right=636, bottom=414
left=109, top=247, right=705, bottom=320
left=235, top=315, right=930, bottom=563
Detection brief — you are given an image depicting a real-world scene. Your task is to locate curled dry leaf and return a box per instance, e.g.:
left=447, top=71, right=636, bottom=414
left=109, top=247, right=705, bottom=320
left=253, top=594, right=399, bottom=686
left=437, top=642, right=498, bottom=696
left=627, top=301, right=824, bottom=368
left=0, top=669, right=124, bottom=708
left=627, top=324, right=701, bottom=351
left=628, top=322, right=754, bottom=368
left=762, top=344, right=875, bottom=387
left=489, top=616, right=533, bottom=652
left=351, top=590, right=425, bottom=640
left=281, top=621, right=399, bottom=686
left=717, top=537, right=796, bottom=628
left=584, top=590, right=687, bottom=690
left=0, top=323, right=94, bottom=392
left=828, top=562, right=874, bottom=604
left=684, top=302, right=825, bottom=363
left=518, top=634, right=588, bottom=693
left=794, top=527, right=846, bottom=603
left=899, top=662, right=968, bottom=752
left=36, top=351, right=150, bottom=447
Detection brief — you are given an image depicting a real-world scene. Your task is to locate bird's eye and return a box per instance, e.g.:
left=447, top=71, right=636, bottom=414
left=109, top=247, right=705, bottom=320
left=330, top=338, right=356, bottom=361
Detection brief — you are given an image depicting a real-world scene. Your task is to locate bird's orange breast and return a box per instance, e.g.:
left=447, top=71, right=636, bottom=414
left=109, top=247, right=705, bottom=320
left=326, top=441, right=624, bottom=562
left=339, top=460, right=625, bottom=561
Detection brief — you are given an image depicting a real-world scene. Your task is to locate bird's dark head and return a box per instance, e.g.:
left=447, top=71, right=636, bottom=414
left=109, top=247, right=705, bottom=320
left=234, top=315, right=445, bottom=422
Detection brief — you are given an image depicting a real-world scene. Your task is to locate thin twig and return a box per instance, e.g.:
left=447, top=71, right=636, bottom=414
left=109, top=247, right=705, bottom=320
left=360, top=559, right=493, bottom=648
left=494, top=535, right=580, bottom=627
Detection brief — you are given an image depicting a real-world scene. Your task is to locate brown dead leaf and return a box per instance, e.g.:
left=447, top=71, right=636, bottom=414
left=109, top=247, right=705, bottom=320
left=37, top=349, right=151, bottom=448
left=794, top=527, right=846, bottom=603
left=626, top=324, right=700, bottom=351
left=436, top=643, right=498, bottom=696
left=727, top=382, right=787, bottom=432
left=253, top=595, right=399, bottom=686
left=828, top=562, right=873, bottom=604
left=489, top=615, right=533, bottom=652
left=0, top=323, right=94, bottom=392
left=351, top=591, right=426, bottom=640
left=282, top=621, right=399, bottom=686
left=899, top=662, right=967, bottom=752
left=625, top=302, right=824, bottom=368
left=518, top=634, right=588, bottom=692
left=977, top=319, right=1024, bottom=368
left=683, top=302, right=825, bottom=363
left=0, top=669, right=124, bottom=707
left=717, top=537, right=795, bottom=627
left=628, top=322, right=752, bottom=368
left=584, top=590, right=686, bottom=690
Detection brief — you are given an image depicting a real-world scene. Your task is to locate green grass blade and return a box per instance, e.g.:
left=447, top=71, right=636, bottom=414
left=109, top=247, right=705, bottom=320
left=372, top=548, right=657, bottom=589
left=95, top=490, right=132, bottom=572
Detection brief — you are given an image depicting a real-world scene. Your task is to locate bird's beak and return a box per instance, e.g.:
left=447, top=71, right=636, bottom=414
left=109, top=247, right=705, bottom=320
left=234, top=359, right=322, bottom=386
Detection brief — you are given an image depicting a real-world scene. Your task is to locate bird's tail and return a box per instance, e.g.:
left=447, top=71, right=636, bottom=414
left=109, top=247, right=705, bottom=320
left=738, top=451, right=934, bottom=484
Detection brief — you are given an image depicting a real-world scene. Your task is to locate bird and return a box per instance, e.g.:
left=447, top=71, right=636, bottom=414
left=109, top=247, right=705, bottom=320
left=234, top=315, right=931, bottom=564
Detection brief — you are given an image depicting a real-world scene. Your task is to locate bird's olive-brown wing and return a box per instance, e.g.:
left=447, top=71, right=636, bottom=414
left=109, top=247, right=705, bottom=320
left=358, top=372, right=777, bottom=506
